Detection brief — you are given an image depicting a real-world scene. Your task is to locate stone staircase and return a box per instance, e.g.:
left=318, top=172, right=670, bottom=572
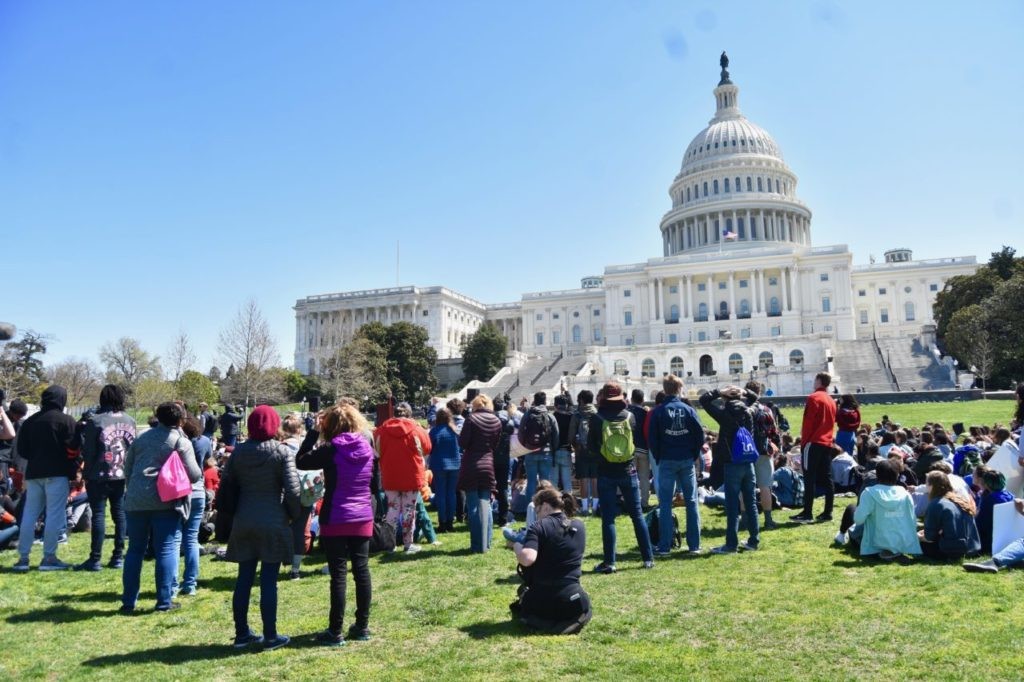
left=486, top=357, right=549, bottom=399
left=831, top=339, right=895, bottom=393
left=876, top=337, right=954, bottom=391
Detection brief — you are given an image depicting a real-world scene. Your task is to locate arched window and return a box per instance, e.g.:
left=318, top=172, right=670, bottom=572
left=697, top=302, right=708, bottom=321
left=739, top=299, right=750, bottom=317
left=713, top=179, right=719, bottom=194
left=738, top=217, right=745, bottom=239
left=769, top=297, right=780, bottom=315
left=735, top=177, right=741, bottom=192
left=670, top=356, right=685, bottom=375
left=789, top=349, right=804, bottom=367
left=746, top=177, right=752, bottom=191
left=669, top=304, right=679, bottom=322
left=703, top=182, right=708, bottom=197
left=699, top=354, right=715, bottom=376
left=719, top=301, right=729, bottom=318
left=572, top=324, right=582, bottom=343
left=724, top=178, right=730, bottom=192
left=758, top=351, right=774, bottom=369
left=685, top=187, right=690, bottom=202
left=728, top=353, right=743, bottom=374
left=757, top=177, right=764, bottom=192
left=641, top=358, right=656, bottom=378
left=613, top=359, right=628, bottom=375
left=308, top=359, right=316, bottom=375
left=905, top=301, right=915, bottom=322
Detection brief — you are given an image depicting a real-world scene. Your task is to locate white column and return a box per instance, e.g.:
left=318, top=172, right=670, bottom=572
left=677, top=277, right=685, bottom=322
left=660, top=279, right=667, bottom=320
left=759, top=270, right=768, bottom=314
left=647, top=280, right=656, bottom=323
left=781, top=269, right=790, bottom=311
left=706, top=275, right=714, bottom=320
left=789, top=267, right=800, bottom=313
left=728, top=271, right=737, bottom=319
left=686, top=275, right=694, bottom=320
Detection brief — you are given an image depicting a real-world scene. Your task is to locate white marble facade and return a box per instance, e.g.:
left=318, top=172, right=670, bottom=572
left=295, top=58, right=977, bottom=390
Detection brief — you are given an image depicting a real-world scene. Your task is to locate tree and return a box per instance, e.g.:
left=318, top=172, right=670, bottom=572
left=208, top=366, right=222, bottom=384
left=99, top=337, right=162, bottom=409
left=943, top=305, right=995, bottom=389
left=321, top=338, right=391, bottom=405
left=354, top=321, right=437, bottom=402
left=218, top=299, right=280, bottom=406
left=48, top=358, right=102, bottom=407
left=461, top=323, right=507, bottom=382
left=165, top=329, right=197, bottom=382
left=134, top=377, right=176, bottom=412
left=175, top=370, right=221, bottom=411
left=0, top=329, right=49, bottom=401
left=989, top=245, right=1019, bottom=281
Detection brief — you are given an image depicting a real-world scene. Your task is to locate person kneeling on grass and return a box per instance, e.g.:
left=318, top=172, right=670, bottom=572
left=918, top=471, right=980, bottom=561
left=510, top=487, right=592, bottom=635
left=503, top=479, right=554, bottom=545
left=835, top=458, right=920, bottom=560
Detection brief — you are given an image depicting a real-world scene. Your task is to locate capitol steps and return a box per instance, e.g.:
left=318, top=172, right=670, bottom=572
left=875, top=337, right=954, bottom=391
left=831, top=340, right=896, bottom=393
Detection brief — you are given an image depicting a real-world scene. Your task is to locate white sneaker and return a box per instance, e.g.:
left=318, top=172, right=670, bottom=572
left=404, top=544, right=422, bottom=554
left=431, top=540, right=443, bottom=547
left=834, top=531, right=848, bottom=545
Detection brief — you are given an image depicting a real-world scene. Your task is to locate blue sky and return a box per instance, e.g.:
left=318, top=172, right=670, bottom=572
left=2, top=1, right=1021, bottom=373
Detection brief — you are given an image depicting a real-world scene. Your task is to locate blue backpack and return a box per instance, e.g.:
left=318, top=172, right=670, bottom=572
left=730, top=427, right=759, bottom=464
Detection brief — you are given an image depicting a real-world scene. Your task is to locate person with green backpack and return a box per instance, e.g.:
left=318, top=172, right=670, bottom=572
left=587, top=382, right=654, bottom=574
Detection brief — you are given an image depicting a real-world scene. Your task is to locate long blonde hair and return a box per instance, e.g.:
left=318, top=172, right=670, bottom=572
left=320, top=404, right=369, bottom=442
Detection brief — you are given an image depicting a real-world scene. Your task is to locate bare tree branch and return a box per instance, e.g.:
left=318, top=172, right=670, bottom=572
left=166, top=329, right=197, bottom=382
left=217, top=299, right=281, bottom=405
left=48, top=357, right=103, bottom=407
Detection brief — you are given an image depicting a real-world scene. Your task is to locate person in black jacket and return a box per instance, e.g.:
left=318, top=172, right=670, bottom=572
left=219, top=404, right=243, bottom=447
left=700, top=386, right=760, bottom=554
left=13, top=385, right=78, bottom=572
left=588, top=382, right=654, bottom=574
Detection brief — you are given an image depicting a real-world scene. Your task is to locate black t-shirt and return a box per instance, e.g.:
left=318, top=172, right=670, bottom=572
left=554, top=411, right=573, bottom=450
left=523, top=513, right=585, bottom=587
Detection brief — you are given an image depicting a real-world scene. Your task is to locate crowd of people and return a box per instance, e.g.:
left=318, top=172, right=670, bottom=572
left=2, top=378, right=1023, bottom=645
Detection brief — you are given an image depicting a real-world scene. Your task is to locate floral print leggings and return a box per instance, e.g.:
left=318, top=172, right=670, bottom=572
left=385, top=490, right=418, bottom=548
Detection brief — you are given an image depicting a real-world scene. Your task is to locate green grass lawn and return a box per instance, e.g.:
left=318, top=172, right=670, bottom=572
left=2, top=400, right=1023, bottom=680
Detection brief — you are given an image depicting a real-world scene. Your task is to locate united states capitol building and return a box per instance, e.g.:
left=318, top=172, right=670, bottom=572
left=295, top=55, right=977, bottom=399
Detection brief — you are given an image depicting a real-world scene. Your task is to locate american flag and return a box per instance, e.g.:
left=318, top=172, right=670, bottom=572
left=722, top=228, right=738, bottom=241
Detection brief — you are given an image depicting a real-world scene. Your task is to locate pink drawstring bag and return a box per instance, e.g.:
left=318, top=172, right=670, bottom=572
left=157, top=450, right=192, bottom=502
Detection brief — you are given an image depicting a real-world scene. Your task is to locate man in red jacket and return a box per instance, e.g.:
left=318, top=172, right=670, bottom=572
left=792, top=372, right=837, bottom=524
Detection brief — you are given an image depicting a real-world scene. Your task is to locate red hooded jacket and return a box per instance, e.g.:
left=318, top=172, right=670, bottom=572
left=375, top=418, right=430, bottom=491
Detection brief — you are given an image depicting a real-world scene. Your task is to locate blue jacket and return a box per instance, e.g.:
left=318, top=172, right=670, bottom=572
left=428, top=424, right=461, bottom=472
left=647, top=396, right=704, bottom=463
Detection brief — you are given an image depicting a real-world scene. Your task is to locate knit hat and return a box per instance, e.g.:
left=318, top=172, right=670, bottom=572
left=981, top=469, right=1007, bottom=492
left=599, top=381, right=627, bottom=405
left=247, top=405, right=280, bottom=441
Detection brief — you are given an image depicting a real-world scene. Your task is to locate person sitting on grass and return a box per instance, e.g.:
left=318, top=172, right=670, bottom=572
left=974, top=466, right=1014, bottom=555
left=836, top=458, right=921, bottom=560
left=964, top=497, right=1024, bottom=573
left=918, top=470, right=980, bottom=561
left=509, top=487, right=592, bottom=635
left=503, top=479, right=554, bottom=546
left=296, top=403, right=375, bottom=647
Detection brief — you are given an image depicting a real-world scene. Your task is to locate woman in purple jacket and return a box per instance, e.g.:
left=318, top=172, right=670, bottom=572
left=297, top=403, right=375, bottom=646
left=458, top=394, right=503, bottom=553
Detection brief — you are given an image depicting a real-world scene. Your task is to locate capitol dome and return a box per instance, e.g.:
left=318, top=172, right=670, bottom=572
left=659, top=54, right=812, bottom=258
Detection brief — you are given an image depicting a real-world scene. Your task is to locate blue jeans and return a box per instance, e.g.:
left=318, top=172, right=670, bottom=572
left=17, top=477, right=69, bottom=560
left=234, top=560, right=281, bottom=639
left=994, top=538, right=1024, bottom=567
left=553, top=448, right=574, bottom=492
left=657, top=458, right=701, bottom=552
left=835, top=430, right=856, bottom=456
left=86, top=479, right=126, bottom=563
left=179, top=495, right=205, bottom=592
left=597, top=469, right=654, bottom=565
left=0, top=524, right=19, bottom=547
left=122, top=509, right=182, bottom=610
left=724, top=462, right=759, bottom=550
left=465, top=488, right=493, bottom=553
left=524, top=451, right=553, bottom=501
left=432, top=469, right=459, bottom=525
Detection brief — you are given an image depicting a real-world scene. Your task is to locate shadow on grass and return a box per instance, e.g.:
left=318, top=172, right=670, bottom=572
left=82, top=644, right=240, bottom=668
left=459, top=619, right=528, bottom=640
left=493, top=574, right=520, bottom=585
left=7, top=604, right=118, bottom=624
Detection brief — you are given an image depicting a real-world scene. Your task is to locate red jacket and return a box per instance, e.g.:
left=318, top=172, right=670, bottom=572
left=836, top=407, right=860, bottom=432
left=801, top=388, right=837, bottom=447
left=375, top=418, right=430, bottom=491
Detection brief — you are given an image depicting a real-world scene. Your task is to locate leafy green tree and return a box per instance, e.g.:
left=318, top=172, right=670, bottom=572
left=134, top=377, right=176, bottom=412
left=355, top=321, right=437, bottom=402
left=321, top=337, right=391, bottom=404
left=460, top=323, right=507, bottom=382
left=176, top=370, right=221, bottom=411
left=988, top=246, right=1020, bottom=281
left=99, top=337, right=162, bottom=411
left=0, top=329, right=49, bottom=402
left=943, top=305, right=995, bottom=389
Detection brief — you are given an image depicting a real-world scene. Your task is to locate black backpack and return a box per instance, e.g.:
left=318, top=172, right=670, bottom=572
left=645, top=508, right=682, bottom=549
left=518, top=410, right=550, bottom=450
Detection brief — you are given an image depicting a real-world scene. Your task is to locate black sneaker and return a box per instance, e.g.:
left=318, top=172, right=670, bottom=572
left=233, top=632, right=264, bottom=649
left=288, top=569, right=301, bottom=581
left=315, top=630, right=345, bottom=647
left=262, top=635, right=290, bottom=651
left=815, top=513, right=833, bottom=523
left=346, top=625, right=371, bottom=642
left=592, top=562, right=617, bottom=574
left=118, top=604, right=137, bottom=616
left=653, top=548, right=672, bottom=558
left=156, top=602, right=182, bottom=613
left=963, top=560, right=1000, bottom=574
left=107, top=556, right=124, bottom=569
left=790, top=513, right=814, bottom=524
left=74, top=560, right=103, bottom=572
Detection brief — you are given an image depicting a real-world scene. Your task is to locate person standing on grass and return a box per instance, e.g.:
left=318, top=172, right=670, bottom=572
left=74, top=384, right=136, bottom=572
left=700, top=386, right=760, bottom=554
left=219, top=404, right=243, bottom=447
left=569, top=390, right=599, bottom=516
left=225, top=405, right=301, bottom=650
left=792, top=372, right=837, bottom=524
left=746, top=381, right=781, bottom=530
left=297, top=403, right=375, bottom=646
left=429, top=408, right=461, bottom=533
left=175, top=417, right=210, bottom=596
left=588, top=382, right=654, bottom=574
left=627, top=389, right=653, bottom=511
left=13, top=385, right=78, bottom=572
left=458, top=394, right=502, bottom=553
left=648, top=374, right=705, bottom=557
left=375, top=402, right=430, bottom=554
left=552, top=395, right=575, bottom=494
left=120, top=402, right=201, bottom=612
left=520, top=392, right=559, bottom=502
